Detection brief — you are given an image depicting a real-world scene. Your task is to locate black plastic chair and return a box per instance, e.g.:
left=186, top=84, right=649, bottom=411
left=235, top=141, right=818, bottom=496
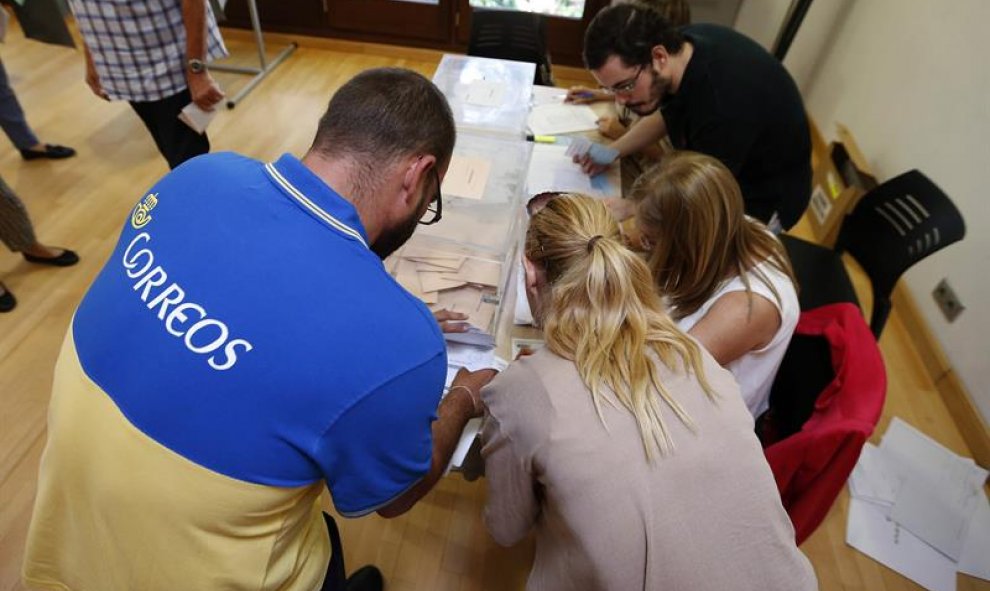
left=467, top=9, right=554, bottom=86
left=783, top=169, right=965, bottom=338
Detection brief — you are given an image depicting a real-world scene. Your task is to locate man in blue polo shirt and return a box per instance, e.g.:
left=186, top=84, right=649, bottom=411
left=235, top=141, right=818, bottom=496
left=23, top=68, right=493, bottom=591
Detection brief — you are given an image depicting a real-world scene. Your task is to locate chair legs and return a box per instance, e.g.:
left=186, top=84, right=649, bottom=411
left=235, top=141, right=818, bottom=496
left=870, top=299, right=892, bottom=339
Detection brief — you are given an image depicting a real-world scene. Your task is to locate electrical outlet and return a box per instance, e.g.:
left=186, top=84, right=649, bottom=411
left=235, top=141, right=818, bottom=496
left=932, top=279, right=965, bottom=322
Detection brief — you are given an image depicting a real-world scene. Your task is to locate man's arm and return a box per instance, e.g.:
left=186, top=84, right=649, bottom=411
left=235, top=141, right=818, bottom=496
left=181, top=0, right=224, bottom=110
left=377, top=368, right=496, bottom=518
left=610, top=110, right=667, bottom=158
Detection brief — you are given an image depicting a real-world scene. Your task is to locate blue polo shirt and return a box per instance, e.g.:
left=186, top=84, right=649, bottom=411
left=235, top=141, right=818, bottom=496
left=24, top=152, right=448, bottom=590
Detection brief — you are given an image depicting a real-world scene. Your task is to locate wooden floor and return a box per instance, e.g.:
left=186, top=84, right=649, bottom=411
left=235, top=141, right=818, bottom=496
left=0, top=25, right=986, bottom=591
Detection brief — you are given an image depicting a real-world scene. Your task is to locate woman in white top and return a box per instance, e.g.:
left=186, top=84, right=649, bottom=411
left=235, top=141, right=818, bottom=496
left=628, top=151, right=799, bottom=417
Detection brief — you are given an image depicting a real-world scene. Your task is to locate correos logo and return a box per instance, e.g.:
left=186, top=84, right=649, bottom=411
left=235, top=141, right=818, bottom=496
left=121, top=232, right=254, bottom=371
left=131, top=193, right=158, bottom=229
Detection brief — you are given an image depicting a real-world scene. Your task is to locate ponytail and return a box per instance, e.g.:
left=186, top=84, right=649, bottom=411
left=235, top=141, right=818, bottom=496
left=526, top=194, right=715, bottom=459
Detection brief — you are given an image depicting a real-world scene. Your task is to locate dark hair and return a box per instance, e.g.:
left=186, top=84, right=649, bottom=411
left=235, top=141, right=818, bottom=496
left=639, top=0, right=691, bottom=27
left=309, top=68, right=455, bottom=183
left=584, top=3, right=686, bottom=70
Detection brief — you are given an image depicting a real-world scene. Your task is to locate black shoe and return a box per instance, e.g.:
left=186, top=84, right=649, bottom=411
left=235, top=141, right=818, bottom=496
left=23, top=248, right=79, bottom=267
left=0, top=284, right=15, bottom=313
left=345, top=565, right=383, bottom=591
left=20, top=144, right=77, bottom=160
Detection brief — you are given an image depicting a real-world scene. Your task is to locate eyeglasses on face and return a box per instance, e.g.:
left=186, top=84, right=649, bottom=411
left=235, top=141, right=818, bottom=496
left=600, top=64, right=646, bottom=96
left=419, top=167, right=443, bottom=225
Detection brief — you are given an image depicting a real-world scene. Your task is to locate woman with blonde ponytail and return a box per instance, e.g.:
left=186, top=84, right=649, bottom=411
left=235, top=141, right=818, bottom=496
left=481, top=194, right=816, bottom=591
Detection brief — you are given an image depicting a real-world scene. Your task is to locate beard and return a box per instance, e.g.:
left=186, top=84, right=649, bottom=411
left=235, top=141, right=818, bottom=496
left=626, top=68, right=672, bottom=116
left=371, top=210, right=420, bottom=260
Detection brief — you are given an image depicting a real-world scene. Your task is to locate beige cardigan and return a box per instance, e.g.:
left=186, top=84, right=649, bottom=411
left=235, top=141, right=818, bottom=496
left=481, top=347, right=818, bottom=591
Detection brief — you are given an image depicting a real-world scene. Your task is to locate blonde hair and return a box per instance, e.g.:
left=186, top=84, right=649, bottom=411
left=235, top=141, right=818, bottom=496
left=525, top=194, right=714, bottom=459
left=633, top=152, right=797, bottom=321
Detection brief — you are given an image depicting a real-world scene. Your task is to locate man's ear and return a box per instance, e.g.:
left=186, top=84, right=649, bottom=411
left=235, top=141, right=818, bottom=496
left=651, top=45, right=669, bottom=71
left=400, top=154, right=437, bottom=209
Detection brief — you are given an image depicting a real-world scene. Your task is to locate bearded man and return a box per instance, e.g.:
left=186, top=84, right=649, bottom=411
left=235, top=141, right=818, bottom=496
left=576, top=3, right=812, bottom=230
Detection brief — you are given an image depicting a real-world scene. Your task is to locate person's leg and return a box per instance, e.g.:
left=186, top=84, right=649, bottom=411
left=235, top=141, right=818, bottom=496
left=320, top=513, right=347, bottom=591
left=129, top=89, right=210, bottom=170
left=320, top=513, right=383, bottom=591
left=0, top=58, right=40, bottom=151
left=0, top=175, right=78, bottom=266
left=0, top=175, right=39, bottom=254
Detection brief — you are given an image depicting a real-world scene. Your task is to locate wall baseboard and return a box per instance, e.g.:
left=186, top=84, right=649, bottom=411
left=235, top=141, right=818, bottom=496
left=219, top=27, right=595, bottom=84
left=892, top=285, right=990, bottom=467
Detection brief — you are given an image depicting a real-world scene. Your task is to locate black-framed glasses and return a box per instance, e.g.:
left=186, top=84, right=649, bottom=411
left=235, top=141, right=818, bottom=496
left=419, top=167, right=443, bottom=225
left=600, top=64, right=646, bottom=96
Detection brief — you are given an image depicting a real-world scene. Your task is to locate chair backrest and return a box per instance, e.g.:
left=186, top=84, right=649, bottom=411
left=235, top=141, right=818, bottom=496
left=836, top=169, right=965, bottom=336
left=762, top=303, right=886, bottom=545
left=467, top=8, right=554, bottom=86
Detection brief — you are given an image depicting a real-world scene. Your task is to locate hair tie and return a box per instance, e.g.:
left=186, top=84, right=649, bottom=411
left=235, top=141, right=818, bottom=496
left=587, top=235, right=605, bottom=253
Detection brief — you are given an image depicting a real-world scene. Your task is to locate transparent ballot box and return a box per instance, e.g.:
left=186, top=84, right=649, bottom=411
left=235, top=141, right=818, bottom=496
left=417, top=130, right=532, bottom=257
left=432, top=54, right=535, bottom=139
left=386, top=234, right=515, bottom=339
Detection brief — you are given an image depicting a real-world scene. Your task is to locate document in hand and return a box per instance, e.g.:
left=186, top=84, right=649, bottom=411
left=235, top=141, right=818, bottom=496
left=178, top=102, right=218, bottom=135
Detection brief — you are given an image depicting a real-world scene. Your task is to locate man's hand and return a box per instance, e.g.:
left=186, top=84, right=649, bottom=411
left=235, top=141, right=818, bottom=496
left=450, top=367, right=498, bottom=417
left=571, top=141, right=619, bottom=176
left=83, top=47, right=109, bottom=101
left=187, top=72, right=225, bottom=111
left=433, top=309, right=470, bottom=334
left=565, top=86, right=609, bottom=104
left=573, top=153, right=611, bottom=176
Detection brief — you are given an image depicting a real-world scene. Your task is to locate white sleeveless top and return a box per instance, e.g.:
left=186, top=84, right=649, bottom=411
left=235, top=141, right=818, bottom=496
left=675, top=259, right=799, bottom=418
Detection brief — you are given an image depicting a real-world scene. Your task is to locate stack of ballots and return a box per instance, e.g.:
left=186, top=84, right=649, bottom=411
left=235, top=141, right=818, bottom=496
left=388, top=242, right=502, bottom=342
left=846, top=417, right=989, bottom=591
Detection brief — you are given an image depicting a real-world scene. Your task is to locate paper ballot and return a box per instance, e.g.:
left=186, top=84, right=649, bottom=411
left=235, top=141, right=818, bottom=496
left=178, top=102, right=218, bottom=135
left=527, top=103, right=599, bottom=136
left=442, top=155, right=491, bottom=201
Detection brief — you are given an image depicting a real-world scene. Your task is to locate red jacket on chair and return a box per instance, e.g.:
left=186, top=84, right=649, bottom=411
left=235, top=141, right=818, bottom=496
left=763, top=303, right=887, bottom=545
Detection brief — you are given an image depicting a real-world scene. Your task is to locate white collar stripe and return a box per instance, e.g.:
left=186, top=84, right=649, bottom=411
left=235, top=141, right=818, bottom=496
left=265, top=162, right=368, bottom=249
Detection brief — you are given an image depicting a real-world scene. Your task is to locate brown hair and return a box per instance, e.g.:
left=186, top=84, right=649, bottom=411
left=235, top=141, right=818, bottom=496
left=308, top=68, right=455, bottom=194
left=584, top=3, right=686, bottom=70
left=632, top=152, right=797, bottom=320
left=525, top=194, right=715, bottom=459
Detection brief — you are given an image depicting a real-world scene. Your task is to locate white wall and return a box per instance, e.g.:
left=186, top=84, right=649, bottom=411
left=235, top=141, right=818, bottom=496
left=783, top=0, right=990, bottom=422
left=733, top=0, right=790, bottom=49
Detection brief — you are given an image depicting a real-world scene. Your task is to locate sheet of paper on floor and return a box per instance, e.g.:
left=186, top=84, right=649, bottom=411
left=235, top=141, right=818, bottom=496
left=882, top=417, right=988, bottom=561
left=846, top=498, right=957, bottom=591
left=527, top=103, right=599, bottom=136
left=845, top=417, right=990, bottom=587
left=957, top=494, right=990, bottom=580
